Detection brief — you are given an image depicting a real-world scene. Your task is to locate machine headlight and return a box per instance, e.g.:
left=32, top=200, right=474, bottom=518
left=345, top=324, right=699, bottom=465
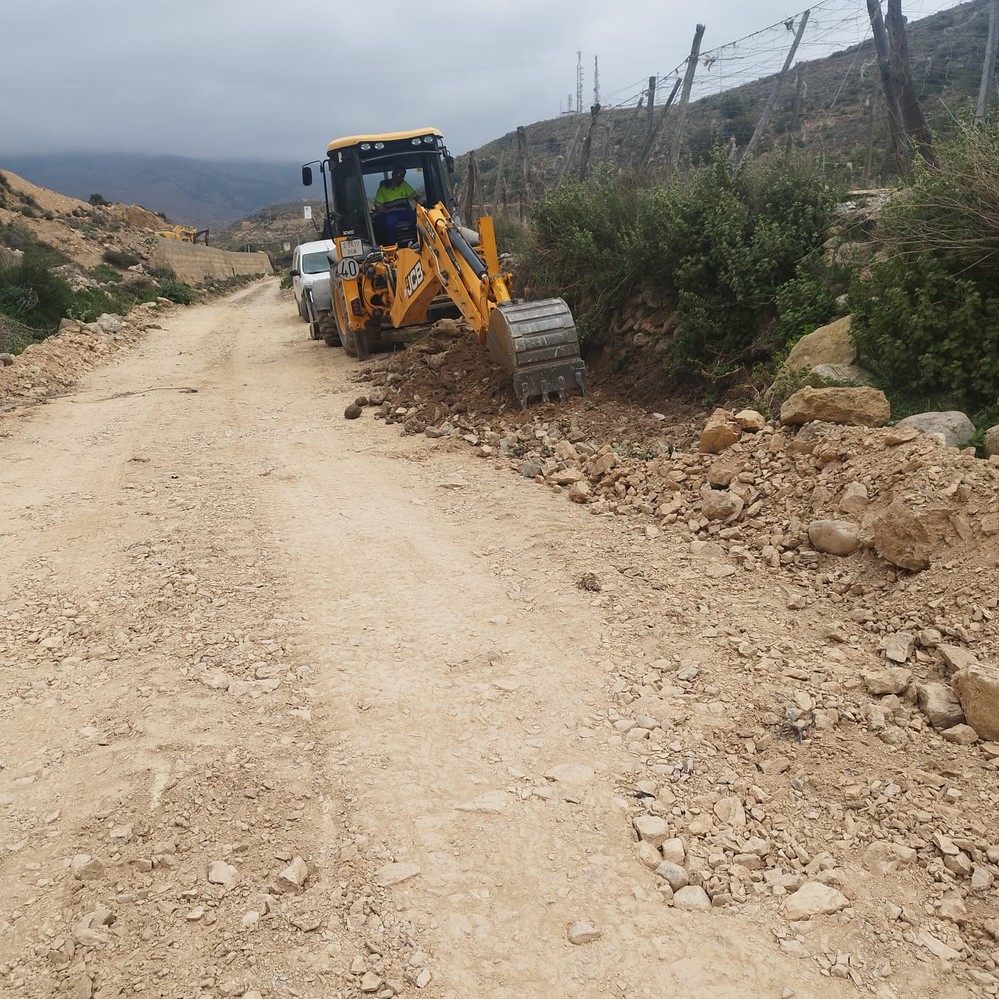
left=423, top=136, right=435, bottom=144
left=374, top=142, right=385, bottom=150
left=360, top=143, right=371, bottom=150
left=411, top=137, right=421, bottom=146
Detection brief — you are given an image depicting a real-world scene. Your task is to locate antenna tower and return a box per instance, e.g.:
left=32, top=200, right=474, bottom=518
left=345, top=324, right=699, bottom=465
left=593, top=55, right=600, bottom=106
left=576, top=52, right=583, bottom=114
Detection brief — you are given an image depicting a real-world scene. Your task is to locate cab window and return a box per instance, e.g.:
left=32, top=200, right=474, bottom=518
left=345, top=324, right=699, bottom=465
left=362, top=166, right=426, bottom=204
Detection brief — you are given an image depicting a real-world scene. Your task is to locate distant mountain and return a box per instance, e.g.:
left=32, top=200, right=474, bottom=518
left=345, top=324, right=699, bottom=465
left=0, top=153, right=307, bottom=231
left=6, top=0, right=989, bottom=243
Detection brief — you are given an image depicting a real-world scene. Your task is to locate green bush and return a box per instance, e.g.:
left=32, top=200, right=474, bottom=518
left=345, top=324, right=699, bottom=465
left=849, top=253, right=999, bottom=416
left=849, top=117, right=999, bottom=419
left=66, top=286, right=127, bottom=324
left=91, top=263, right=123, bottom=284
left=523, top=151, right=840, bottom=387
left=0, top=257, right=74, bottom=331
left=102, top=247, right=140, bottom=268
left=149, top=268, right=197, bottom=305
left=774, top=255, right=850, bottom=347
left=0, top=221, right=70, bottom=268
left=527, top=169, right=649, bottom=343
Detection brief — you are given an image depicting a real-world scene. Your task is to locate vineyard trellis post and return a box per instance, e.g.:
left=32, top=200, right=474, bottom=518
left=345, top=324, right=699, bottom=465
left=864, top=86, right=879, bottom=183
left=784, top=71, right=807, bottom=153
left=668, top=24, right=706, bottom=176
left=578, top=104, right=602, bottom=180
left=645, top=76, right=657, bottom=138
left=638, top=77, right=682, bottom=170
left=739, top=10, right=809, bottom=165
left=461, top=151, right=480, bottom=226
left=491, top=152, right=505, bottom=217
left=866, top=0, right=912, bottom=176
left=976, top=0, right=999, bottom=123
left=517, top=126, right=530, bottom=219
left=556, top=118, right=585, bottom=186
left=886, top=0, right=936, bottom=166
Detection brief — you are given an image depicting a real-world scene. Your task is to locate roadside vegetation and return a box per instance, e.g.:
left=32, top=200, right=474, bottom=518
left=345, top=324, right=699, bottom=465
left=522, top=151, right=844, bottom=394
left=519, top=118, right=999, bottom=427
left=848, top=117, right=999, bottom=425
left=0, top=221, right=255, bottom=354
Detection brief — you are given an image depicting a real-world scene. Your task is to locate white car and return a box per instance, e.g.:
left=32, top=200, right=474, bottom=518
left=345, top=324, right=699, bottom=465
left=290, top=239, right=335, bottom=341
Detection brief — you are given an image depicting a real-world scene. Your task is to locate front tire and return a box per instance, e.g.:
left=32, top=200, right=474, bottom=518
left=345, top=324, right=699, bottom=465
left=331, top=274, right=359, bottom=357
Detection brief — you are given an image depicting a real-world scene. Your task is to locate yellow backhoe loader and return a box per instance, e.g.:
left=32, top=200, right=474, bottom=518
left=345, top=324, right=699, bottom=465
left=155, top=224, right=210, bottom=245
left=302, top=127, right=585, bottom=408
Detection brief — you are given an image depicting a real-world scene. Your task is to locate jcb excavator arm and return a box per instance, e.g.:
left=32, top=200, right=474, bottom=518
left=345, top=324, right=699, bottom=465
left=389, top=203, right=587, bottom=407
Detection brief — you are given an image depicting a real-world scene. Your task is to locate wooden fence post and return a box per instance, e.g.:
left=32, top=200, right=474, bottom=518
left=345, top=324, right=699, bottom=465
left=866, top=0, right=911, bottom=176
left=864, top=86, right=879, bottom=183
left=977, top=0, right=999, bottom=123
left=578, top=104, right=602, bottom=180
left=638, top=77, right=682, bottom=170
left=491, top=152, right=505, bottom=218
left=669, top=24, right=706, bottom=176
left=784, top=71, right=807, bottom=153
left=886, top=0, right=936, bottom=165
left=645, top=76, right=657, bottom=139
left=461, top=151, right=479, bottom=224
left=517, top=126, right=530, bottom=219
left=740, top=11, right=809, bottom=164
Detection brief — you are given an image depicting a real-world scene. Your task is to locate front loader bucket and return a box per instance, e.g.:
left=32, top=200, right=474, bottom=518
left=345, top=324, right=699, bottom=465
left=487, top=299, right=587, bottom=409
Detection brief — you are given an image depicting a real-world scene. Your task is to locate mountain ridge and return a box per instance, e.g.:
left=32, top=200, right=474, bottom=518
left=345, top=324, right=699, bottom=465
left=0, top=152, right=305, bottom=231
left=3, top=0, right=993, bottom=240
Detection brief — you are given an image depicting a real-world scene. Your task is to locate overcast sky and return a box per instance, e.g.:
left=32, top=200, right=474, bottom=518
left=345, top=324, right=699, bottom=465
left=1, top=0, right=962, bottom=164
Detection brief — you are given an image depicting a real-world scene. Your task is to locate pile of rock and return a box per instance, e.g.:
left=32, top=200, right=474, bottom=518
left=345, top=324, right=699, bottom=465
left=0, top=303, right=171, bottom=410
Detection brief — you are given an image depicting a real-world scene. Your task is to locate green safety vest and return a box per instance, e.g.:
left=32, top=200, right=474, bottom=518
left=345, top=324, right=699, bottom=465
left=375, top=179, right=416, bottom=204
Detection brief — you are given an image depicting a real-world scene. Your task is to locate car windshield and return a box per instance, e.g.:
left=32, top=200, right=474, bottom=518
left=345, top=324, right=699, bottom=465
left=301, top=251, right=329, bottom=275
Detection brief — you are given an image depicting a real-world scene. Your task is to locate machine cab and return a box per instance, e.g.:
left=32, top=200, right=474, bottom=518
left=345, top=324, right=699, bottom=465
left=304, top=128, right=457, bottom=251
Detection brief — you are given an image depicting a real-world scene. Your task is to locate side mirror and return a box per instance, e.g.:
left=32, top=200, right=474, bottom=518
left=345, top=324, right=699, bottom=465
left=290, top=269, right=301, bottom=277
left=445, top=154, right=455, bottom=174
left=302, top=166, right=313, bottom=186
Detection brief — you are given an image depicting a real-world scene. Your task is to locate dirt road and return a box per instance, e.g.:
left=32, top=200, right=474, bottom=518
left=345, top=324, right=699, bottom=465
left=0, top=280, right=994, bottom=999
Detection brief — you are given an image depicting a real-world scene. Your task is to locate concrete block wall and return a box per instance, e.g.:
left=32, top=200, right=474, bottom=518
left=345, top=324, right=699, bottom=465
left=148, top=239, right=272, bottom=283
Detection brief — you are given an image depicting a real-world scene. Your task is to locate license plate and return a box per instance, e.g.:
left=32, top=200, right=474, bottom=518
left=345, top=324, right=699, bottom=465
left=340, top=238, right=363, bottom=258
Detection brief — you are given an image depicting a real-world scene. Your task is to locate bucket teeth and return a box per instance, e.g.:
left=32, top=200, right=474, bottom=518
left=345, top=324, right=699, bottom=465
left=486, top=298, right=587, bottom=408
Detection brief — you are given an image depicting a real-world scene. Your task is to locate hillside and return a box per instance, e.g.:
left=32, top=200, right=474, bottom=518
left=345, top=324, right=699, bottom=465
left=459, top=0, right=991, bottom=202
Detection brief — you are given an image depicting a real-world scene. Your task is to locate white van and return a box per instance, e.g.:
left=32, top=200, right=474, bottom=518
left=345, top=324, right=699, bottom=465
left=290, top=239, right=335, bottom=341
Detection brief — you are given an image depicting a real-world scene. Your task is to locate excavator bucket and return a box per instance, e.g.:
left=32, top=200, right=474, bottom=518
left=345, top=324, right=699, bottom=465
left=486, top=298, right=587, bottom=409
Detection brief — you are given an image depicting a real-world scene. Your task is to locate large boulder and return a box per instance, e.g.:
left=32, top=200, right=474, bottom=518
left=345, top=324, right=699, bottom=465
left=861, top=499, right=933, bottom=571
left=952, top=663, right=999, bottom=740
left=896, top=411, right=976, bottom=449
left=984, top=425, right=999, bottom=458
left=916, top=682, right=965, bottom=729
left=781, top=387, right=890, bottom=427
left=808, top=363, right=876, bottom=386
left=808, top=519, right=860, bottom=556
left=785, top=316, right=857, bottom=370
left=699, top=409, right=741, bottom=454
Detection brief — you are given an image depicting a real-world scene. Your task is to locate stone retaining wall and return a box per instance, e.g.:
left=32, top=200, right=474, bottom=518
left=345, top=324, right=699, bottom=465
left=148, top=238, right=272, bottom=283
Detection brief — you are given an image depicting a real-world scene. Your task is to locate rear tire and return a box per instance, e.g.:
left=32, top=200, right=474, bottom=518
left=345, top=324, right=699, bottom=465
left=317, top=311, right=339, bottom=346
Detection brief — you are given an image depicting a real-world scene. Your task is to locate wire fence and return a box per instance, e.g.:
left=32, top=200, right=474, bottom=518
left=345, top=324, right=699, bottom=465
left=460, top=0, right=993, bottom=216
left=598, top=0, right=973, bottom=115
